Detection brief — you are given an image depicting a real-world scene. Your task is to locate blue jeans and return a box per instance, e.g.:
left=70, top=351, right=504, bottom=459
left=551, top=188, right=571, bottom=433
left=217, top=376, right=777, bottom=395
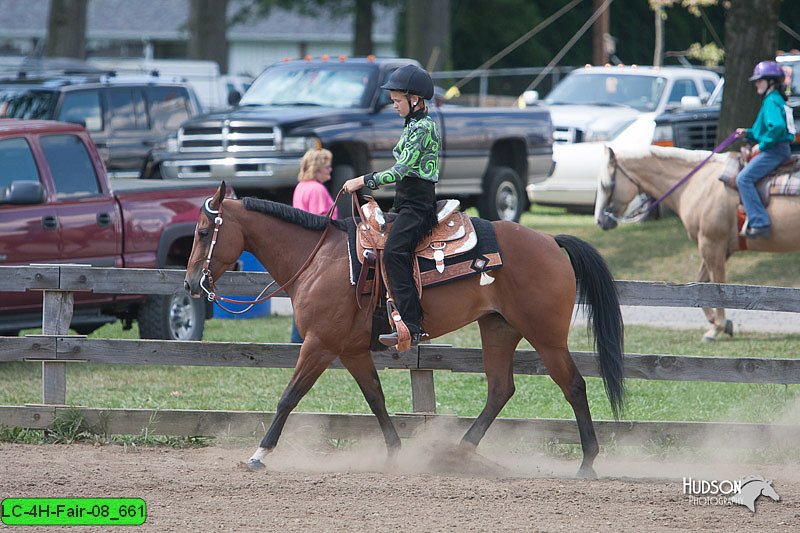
left=290, top=319, right=303, bottom=343
left=736, top=142, right=791, bottom=228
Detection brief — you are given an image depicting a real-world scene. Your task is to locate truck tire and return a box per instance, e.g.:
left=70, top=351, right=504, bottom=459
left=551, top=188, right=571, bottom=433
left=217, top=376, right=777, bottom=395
left=138, top=290, right=205, bottom=340
left=330, top=164, right=356, bottom=219
left=478, top=166, right=525, bottom=222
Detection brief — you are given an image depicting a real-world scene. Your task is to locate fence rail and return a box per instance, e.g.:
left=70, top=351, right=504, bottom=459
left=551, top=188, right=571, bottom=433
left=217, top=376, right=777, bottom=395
left=1, top=265, right=798, bottom=448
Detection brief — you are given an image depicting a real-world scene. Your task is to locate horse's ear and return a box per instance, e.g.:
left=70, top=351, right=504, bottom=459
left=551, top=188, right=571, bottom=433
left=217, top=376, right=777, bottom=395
left=211, top=181, right=226, bottom=209
left=606, top=146, right=616, bottom=164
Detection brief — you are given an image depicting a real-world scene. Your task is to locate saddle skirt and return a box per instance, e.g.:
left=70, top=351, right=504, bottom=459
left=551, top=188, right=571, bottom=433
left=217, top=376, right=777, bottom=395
left=718, top=152, right=800, bottom=207
left=356, top=198, right=477, bottom=274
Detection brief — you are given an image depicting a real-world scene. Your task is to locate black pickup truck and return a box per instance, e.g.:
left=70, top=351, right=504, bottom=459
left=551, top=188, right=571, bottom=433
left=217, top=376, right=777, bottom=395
left=142, top=57, right=554, bottom=222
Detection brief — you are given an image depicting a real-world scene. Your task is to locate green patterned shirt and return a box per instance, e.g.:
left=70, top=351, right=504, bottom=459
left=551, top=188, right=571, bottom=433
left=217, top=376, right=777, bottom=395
left=365, top=114, right=440, bottom=189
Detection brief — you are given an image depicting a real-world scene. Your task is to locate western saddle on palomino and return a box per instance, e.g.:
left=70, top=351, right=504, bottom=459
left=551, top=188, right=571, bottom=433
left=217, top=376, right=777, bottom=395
left=718, top=147, right=800, bottom=237
left=352, top=196, right=501, bottom=352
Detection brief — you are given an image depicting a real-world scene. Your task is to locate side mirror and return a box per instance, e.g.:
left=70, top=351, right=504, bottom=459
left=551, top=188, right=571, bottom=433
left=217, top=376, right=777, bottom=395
left=522, top=90, right=540, bottom=106
left=679, top=95, right=703, bottom=110
left=227, top=90, right=242, bottom=107
left=1, top=180, right=45, bottom=205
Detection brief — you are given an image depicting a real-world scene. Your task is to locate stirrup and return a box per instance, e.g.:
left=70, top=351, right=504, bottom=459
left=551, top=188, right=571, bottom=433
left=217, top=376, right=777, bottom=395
left=378, top=330, right=428, bottom=347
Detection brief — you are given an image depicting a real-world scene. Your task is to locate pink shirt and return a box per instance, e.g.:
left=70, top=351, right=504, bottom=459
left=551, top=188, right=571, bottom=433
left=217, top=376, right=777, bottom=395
left=292, top=179, right=338, bottom=218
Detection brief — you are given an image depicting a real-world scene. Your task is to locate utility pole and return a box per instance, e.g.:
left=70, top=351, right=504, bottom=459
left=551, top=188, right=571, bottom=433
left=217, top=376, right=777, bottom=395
left=592, top=0, right=610, bottom=65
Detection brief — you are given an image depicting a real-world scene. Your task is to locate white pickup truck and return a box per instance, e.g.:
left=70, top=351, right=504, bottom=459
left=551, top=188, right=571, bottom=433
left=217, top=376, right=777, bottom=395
left=526, top=65, right=719, bottom=212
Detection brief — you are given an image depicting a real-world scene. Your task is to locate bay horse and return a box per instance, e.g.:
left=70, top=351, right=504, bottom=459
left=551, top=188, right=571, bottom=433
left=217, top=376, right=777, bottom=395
left=184, top=182, right=625, bottom=478
left=595, top=144, right=800, bottom=341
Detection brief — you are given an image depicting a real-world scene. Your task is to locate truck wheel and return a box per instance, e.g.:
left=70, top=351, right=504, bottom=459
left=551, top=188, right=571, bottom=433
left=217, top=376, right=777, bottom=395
left=138, top=290, right=205, bottom=340
left=330, top=164, right=356, bottom=219
left=478, top=166, right=525, bottom=222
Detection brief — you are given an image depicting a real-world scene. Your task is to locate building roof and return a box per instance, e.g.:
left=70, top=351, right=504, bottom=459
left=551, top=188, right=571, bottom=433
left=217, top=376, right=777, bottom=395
left=0, top=0, right=397, bottom=43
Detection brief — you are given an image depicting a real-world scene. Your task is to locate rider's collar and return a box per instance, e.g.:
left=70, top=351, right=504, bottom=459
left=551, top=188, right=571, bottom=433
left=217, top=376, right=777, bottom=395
left=404, top=106, right=427, bottom=126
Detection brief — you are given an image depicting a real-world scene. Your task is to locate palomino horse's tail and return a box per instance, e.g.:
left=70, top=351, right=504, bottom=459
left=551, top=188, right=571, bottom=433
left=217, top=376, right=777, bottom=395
left=555, top=234, right=625, bottom=419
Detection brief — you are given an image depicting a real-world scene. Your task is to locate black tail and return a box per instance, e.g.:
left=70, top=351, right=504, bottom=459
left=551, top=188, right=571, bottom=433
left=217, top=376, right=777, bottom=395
left=555, top=234, right=625, bottom=419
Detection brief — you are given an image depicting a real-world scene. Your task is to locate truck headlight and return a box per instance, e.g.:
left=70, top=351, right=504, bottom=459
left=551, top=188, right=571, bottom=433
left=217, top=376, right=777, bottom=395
left=282, top=136, right=321, bottom=152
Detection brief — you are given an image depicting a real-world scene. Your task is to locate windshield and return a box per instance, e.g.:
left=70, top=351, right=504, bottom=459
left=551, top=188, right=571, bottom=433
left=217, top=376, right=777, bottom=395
left=0, top=88, right=56, bottom=119
left=545, top=72, right=667, bottom=112
left=240, top=64, right=377, bottom=109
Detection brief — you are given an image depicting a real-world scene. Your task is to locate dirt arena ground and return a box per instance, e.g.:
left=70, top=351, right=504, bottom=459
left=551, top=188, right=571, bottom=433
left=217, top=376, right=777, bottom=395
left=2, top=430, right=797, bottom=533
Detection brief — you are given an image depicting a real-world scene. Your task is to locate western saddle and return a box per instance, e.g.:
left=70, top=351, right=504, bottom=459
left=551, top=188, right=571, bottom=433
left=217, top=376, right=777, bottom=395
left=353, top=196, right=478, bottom=351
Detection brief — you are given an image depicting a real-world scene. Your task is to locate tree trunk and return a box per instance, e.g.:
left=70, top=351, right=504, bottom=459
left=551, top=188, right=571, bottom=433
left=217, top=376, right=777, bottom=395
left=404, top=0, right=450, bottom=71
left=592, top=0, right=609, bottom=65
left=653, top=8, right=664, bottom=67
left=188, top=0, right=229, bottom=73
left=718, top=0, right=782, bottom=144
left=353, top=0, right=374, bottom=56
left=46, top=0, right=87, bottom=59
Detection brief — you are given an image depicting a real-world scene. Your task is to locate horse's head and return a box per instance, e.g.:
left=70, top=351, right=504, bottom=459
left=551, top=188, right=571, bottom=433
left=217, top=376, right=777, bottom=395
left=184, top=181, right=243, bottom=298
left=594, top=145, right=644, bottom=230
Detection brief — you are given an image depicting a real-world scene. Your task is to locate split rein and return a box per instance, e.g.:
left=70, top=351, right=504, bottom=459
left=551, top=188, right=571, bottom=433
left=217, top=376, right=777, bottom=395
left=199, top=190, right=345, bottom=315
left=607, top=130, right=741, bottom=224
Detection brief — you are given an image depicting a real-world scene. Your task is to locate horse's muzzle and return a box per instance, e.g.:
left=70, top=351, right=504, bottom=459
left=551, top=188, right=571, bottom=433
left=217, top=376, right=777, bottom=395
left=596, top=212, right=618, bottom=231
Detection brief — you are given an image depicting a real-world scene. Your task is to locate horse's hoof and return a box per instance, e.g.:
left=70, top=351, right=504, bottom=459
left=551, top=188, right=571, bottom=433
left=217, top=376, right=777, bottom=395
left=577, top=466, right=597, bottom=480
left=724, top=319, right=734, bottom=337
left=241, top=459, right=266, bottom=472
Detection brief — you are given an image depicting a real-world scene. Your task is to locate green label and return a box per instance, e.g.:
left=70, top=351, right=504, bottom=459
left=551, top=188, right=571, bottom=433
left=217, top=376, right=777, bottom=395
left=1, top=498, right=146, bottom=526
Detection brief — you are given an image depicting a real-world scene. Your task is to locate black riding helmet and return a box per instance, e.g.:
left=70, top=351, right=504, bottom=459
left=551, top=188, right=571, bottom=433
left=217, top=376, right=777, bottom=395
left=381, top=64, right=434, bottom=100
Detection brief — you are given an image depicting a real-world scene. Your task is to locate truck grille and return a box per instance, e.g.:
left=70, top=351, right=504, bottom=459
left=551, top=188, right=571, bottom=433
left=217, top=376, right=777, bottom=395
left=179, top=122, right=279, bottom=153
left=675, top=121, right=717, bottom=151
left=553, top=126, right=584, bottom=143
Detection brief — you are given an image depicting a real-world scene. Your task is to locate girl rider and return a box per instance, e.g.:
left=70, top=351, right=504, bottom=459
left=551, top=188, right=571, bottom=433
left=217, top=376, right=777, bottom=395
left=343, top=64, right=439, bottom=349
left=736, top=60, right=795, bottom=239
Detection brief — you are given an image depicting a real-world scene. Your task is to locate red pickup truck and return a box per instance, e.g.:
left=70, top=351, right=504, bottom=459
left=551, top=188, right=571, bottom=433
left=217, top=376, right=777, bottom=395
left=0, top=119, right=221, bottom=340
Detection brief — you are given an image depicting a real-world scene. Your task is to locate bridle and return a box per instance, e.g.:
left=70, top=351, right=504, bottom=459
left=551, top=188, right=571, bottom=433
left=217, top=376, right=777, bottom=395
left=600, top=130, right=740, bottom=224
left=198, top=192, right=342, bottom=314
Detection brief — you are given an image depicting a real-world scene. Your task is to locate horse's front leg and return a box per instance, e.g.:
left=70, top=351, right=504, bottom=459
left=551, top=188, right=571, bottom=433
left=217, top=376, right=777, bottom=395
left=697, top=239, right=733, bottom=342
left=246, top=339, right=336, bottom=471
left=340, top=352, right=401, bottom=462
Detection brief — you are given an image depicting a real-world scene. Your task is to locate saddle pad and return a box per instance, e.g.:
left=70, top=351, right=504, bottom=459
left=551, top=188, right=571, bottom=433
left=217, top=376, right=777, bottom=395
left=346, top=217, right=503, bottom=289
left=718, top=153, right=800, bottom=206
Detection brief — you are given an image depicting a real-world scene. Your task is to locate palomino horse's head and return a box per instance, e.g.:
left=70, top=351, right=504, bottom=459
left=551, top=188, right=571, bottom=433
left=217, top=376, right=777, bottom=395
left=594, top=145, right=646, bottom=230
left=184, top=181, right=243, bottom=298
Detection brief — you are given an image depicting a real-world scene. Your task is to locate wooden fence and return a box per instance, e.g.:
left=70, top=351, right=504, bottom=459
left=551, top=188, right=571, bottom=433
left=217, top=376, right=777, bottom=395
left=1, top=265, right=799, bottom=449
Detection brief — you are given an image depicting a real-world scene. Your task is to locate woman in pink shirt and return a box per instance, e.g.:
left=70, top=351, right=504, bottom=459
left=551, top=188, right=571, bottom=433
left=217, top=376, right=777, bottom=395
left=292, top=148, right=337, bottom=218
left=290, top=148, right=337, bottom=342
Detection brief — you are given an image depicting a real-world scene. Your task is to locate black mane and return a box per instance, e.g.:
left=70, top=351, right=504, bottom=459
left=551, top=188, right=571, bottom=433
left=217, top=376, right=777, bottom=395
left=242, top=197, right=347, bottom=232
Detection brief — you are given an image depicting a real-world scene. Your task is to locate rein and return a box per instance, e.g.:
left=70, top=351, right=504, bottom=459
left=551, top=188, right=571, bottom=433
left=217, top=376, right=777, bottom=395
left=199, top=191, right=344, bottom=314
left=606, top=130, right=740, bottom=224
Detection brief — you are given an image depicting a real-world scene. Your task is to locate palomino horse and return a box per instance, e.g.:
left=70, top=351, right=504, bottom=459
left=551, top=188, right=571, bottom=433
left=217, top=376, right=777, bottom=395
left=185, top=182, right=625, bottom=478
left=595, top=144, right=800, bottom=341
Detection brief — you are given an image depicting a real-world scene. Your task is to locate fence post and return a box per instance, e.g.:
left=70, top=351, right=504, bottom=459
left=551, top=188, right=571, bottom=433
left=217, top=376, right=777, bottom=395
left=410, top=369, right=436, bottom=413
left=41, top=289, right=73, bottom=405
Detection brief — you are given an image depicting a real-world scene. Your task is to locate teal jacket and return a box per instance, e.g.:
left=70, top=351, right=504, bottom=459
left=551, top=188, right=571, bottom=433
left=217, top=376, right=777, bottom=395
left=364, top=114, right=439, bottom=189
left=745, top=89, right=795, bottom=152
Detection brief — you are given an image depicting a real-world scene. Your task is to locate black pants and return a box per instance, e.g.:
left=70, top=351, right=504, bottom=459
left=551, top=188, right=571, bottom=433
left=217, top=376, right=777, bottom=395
left=384, top=208, right=427, bottom=333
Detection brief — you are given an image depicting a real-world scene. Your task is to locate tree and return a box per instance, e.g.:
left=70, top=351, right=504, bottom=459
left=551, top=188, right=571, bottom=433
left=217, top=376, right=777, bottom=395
left=718, top=0, right=782, bottom=144
left=404, top=0, right=450, bottom=71
left=46, top=0, right=88, bottom=59
left=188, top=0, right=230, bottom=73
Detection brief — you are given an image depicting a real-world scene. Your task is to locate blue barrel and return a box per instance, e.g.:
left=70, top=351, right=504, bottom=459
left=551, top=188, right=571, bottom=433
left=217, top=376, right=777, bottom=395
left=213, top=252, right=271, bottom=319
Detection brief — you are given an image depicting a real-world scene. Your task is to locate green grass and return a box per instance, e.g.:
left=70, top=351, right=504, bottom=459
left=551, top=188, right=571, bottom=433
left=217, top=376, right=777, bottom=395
left=2, top=206, right=798, bottom=445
